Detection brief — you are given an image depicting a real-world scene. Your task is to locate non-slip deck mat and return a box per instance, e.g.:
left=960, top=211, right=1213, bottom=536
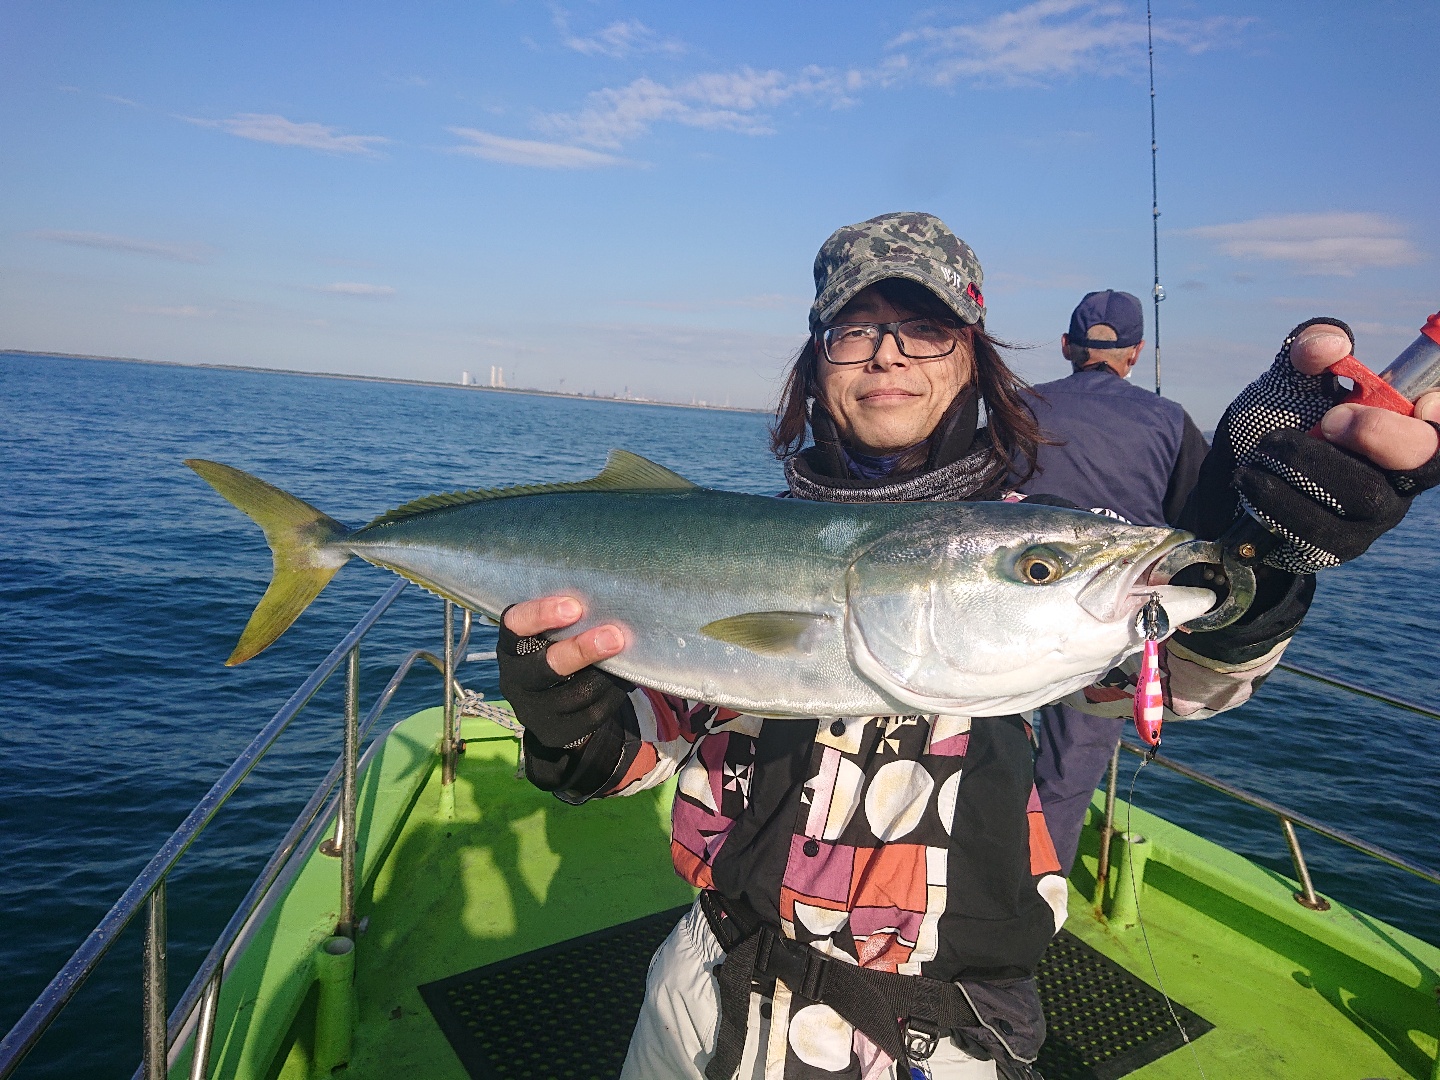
left=1034, top=930, right=1213, bottom=1080
left=419, top=906, right=692, bottom=1080
left=420, top=910, right=1212, bottom=1080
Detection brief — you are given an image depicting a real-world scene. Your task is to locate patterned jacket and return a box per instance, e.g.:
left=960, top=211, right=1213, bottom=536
left=525, top=634, right=1287, bottom=980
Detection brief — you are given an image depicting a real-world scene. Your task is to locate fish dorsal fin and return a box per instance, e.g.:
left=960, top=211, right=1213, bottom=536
left=367, top=449, right=696, bottom=527
left=700, top=612, right=831, bottom=656
left=593, top=449, right=697, bottom=490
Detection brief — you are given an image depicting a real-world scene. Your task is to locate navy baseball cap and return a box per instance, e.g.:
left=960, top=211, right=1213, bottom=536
left=1068, top=290, right=1144, bottom=349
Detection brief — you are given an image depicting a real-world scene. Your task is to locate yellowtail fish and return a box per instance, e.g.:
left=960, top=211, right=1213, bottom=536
left=188, top=451, right=1213, bottom=718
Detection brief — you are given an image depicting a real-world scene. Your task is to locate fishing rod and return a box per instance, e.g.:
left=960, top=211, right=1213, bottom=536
left=1147, top=0, right=1164, bottom=395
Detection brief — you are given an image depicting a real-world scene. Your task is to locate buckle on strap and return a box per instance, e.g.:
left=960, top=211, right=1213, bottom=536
left=748, top=926, right=830, bottom=1003
left=754, top=926, right=776, bottom=976
left=902, top=1017, right=941, bottom=1063
left=800, top=946, right=827, bottom=1002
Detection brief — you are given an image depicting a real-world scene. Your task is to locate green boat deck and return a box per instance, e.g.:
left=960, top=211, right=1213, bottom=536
left=169, top=708, right=1440, bottom=1080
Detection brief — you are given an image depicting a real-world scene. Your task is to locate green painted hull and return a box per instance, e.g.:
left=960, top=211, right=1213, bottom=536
left=168, top=708, right=1440, bottom=1080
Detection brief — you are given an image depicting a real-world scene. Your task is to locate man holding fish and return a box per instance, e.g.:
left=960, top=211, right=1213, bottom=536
left=496, top=214, right=1440, bottom=1079
left=190, top=212, right=1440, bottom=1079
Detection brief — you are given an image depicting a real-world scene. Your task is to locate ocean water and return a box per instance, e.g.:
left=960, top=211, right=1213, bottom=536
left=2, top=353, right=1438, bottom=1078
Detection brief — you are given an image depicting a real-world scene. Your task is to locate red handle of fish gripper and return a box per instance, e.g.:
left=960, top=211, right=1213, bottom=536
left=1305, top=354, right=1415, bottom=436
left=1330, top=354, right=1415, bottom=414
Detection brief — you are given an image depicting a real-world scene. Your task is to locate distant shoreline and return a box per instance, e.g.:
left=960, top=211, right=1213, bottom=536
left=1, top=348, right=769, bottom=415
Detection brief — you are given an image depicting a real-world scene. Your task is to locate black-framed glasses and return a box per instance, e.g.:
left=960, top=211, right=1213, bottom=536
left=820, top=317, right=961, bottom=366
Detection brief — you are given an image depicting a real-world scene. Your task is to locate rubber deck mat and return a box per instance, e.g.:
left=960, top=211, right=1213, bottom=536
left=420, top=908, right=1211, bottom=1080
left=1034, top=930, right=1212, bottom=1080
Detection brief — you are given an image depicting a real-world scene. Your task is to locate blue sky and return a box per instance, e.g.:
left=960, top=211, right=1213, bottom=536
left=2, top=1, right=1436, bottom=424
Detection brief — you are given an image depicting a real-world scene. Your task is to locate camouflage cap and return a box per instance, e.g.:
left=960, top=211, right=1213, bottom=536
left=810, top=211, right=986, bottom=332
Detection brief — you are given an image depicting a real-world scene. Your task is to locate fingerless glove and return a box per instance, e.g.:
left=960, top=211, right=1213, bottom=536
left=1183, top=318, right=1440, bottom=572
left=496, top=613, right=635, bottom=749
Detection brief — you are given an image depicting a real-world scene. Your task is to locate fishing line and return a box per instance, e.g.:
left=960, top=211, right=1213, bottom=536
left=1125, top=757, right=1210, bottom=1080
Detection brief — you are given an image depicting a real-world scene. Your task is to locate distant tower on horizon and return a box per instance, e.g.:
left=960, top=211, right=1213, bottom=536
left=461, top=370, right=471, bottom=386
left=489, top=365, right=505, bottom=388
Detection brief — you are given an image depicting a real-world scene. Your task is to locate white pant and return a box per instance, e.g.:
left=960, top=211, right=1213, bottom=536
left=621, top=898, right=998, bottom=1080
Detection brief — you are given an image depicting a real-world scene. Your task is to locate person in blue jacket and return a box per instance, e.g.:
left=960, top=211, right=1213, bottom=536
left=1019, top=290, right=1208, bottom=875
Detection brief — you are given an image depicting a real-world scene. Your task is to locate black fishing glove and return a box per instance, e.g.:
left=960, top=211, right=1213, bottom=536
left=1181, top=318, right=1440, bottom=573
left=496, top=610, right=635, bottom=750
left=1235, top=427, right=1440, bottom=569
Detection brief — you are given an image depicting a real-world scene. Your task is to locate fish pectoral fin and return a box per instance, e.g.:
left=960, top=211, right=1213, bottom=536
left=699, top=611, right=829, bottom=656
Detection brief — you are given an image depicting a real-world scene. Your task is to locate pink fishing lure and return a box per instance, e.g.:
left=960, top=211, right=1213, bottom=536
left=1133, top=636, right=1164, bottom=748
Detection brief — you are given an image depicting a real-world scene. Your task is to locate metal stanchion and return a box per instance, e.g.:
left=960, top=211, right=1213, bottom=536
left=442, top=601, right=457, bottom=787
left=142, top=881, right=167, bottom=1080
left=1093, top=742, right=1122, bottom=912
left=338, top=647, right=360, bottom=937
left=1281, top=818, right=1330, bottom=911
left=187, top=973, right=220, bottom=1080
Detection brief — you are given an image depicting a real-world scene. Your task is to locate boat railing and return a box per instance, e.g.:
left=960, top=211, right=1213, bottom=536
left=1093, top=660, right=1440, bottom=912
left=0, top=581, right=478, bottom=1080
left=5, top=590, right=1440, bottom=1080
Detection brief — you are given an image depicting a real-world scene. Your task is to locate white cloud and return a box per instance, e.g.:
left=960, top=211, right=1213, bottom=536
left=126, top=304, right=215, bottom=318
left=1186, top=213, right=1424, bottom=275
left=311, top=282, right=398, bottom=297
left=553, top=11, right=685, bottom=59
left=889, top=0, right=1251, bottom=85
left=446, top=128, right=631, bottom=169
left=184, top=113, right=388, bottom=155
left=541, top=66, right=854, bottom=149
left=101, top=94, right=140, bottom=107
left=32, top=229, right=212, bottom=263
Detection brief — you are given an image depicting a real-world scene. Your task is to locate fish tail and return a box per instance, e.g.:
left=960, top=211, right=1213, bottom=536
left=185, top=459, right=351, bottom=665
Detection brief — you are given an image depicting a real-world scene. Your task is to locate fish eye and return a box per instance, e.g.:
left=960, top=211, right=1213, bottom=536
left=1015, top=546, right=1065, bottom=585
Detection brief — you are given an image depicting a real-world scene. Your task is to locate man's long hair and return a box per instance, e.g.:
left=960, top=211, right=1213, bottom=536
left=770, top=278, right=1043, bottom=493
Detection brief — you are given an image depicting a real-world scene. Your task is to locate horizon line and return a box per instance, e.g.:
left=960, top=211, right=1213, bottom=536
left=0, top=349, right=771, bottom=416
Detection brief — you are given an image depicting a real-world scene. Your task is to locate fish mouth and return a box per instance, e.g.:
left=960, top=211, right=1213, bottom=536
left=1077, top=532, right=1215, bottom=629
left=1135, top=533, right=1224, bottom=629
left=1136, top=533, right=1194, bottom=593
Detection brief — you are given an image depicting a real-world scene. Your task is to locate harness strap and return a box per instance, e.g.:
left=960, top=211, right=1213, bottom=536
left=700, top=892, right=1006, bottom=1080
left=709, top=931, right=761, bottom=1080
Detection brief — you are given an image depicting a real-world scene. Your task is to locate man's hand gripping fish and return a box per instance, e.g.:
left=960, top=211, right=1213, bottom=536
left=188, top=451, right=1219, bottom=718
